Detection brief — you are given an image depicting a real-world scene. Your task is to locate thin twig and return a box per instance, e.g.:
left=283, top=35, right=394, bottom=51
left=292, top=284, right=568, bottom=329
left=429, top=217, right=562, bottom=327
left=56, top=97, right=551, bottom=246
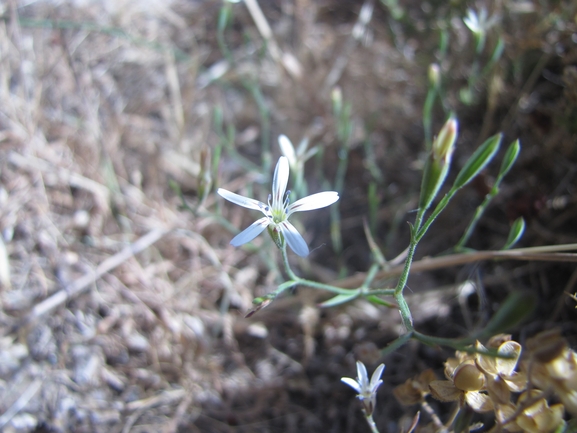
left=335, top=244, right=577, bottom=288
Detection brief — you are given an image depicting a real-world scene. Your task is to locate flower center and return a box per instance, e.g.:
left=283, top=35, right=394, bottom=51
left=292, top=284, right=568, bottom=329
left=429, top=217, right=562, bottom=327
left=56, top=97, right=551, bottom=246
left=268, top=191, right=291, bottom=223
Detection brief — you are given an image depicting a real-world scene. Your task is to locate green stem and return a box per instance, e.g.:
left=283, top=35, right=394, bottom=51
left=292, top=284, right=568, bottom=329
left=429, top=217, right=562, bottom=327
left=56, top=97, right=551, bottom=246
left=416, top=189, right=456, bottom=242
left=280, top=244, right=359, bottom=296
left=366, top=288, right=396, bottom=296
left=361, top=263, right=381, bottom=289
left=392, top=208, right=426, bottom=332
left=365, top=413, right=380, bottom=433
left=423, top=87, right=437, bottom=150
left=455, top=186, right=497, bottom=250
left=281, top=243, right=299, bottom=281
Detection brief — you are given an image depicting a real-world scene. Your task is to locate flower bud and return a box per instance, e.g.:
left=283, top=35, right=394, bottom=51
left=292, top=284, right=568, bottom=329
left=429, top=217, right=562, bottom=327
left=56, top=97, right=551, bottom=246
left=419, top=118, right=458, bottom=211
left=432, top=117, right=458, bottom=163
left=428, top=63, right=441, bottom=89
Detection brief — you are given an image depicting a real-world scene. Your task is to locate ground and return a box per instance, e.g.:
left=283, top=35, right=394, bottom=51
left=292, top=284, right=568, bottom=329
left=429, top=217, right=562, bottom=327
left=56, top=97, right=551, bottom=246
left=0, top=0, right=576, bottom=432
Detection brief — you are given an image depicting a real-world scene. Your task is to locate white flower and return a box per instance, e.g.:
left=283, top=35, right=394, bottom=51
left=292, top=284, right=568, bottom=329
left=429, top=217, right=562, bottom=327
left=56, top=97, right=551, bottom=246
left=341, top=361, right=385, bottom=416
left=217, top=156, right=339, bottom=257
left=278, top=134, right=317, bottom=170
left=463, top=8, right=498, bottom=36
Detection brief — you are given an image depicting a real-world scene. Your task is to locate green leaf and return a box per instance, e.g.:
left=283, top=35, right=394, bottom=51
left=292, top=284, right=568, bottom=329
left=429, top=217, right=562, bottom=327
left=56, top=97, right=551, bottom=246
left=318, top=291, right=360, bottom=308
left=498, top=139, right=520, bottom=179
left=381, top=332, right=413, bottom=356
left=366, top=295, right=396, bottom=308
left=503, top=217, right=525, bottom=250
left=478, top=291, right=535, bottom=339
left=453, top=133, right=502, bottom=190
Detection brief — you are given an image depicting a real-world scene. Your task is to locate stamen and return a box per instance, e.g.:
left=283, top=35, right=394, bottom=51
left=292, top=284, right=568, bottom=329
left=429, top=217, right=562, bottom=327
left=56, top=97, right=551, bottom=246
left=284, top=190, right=291, bottom=208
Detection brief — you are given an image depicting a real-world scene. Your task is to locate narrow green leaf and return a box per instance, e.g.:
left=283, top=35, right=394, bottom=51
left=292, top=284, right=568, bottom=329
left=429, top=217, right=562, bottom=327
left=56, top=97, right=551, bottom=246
left=381, top=332, right=413, bottom=356
left=478, top=292, right=535, bottom=339
left=318, top=291, right=360, bottom=308
left=453, top=133, right=502, bottom=190
left=363, top=219, right=386, bottom=266
left=498, top=139, right=520, bottom=179
left=503, top=217, right=525, bottom=250
left=366, top=295, right=396, bottom=308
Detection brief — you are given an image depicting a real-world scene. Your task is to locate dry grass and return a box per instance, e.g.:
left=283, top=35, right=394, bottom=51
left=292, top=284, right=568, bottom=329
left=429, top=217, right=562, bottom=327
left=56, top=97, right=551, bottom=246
left=0, top=1, right=576, bottom=432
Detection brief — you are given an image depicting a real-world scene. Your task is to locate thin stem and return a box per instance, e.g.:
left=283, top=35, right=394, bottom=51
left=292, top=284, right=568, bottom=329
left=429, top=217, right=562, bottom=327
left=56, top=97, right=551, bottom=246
left=361, top=263, right=381, bottom=289
left=366, top=288, right=395, bottom=296
left=298, top=279, right=360, bottom=296
left=456, top=170, right=506, bottom=250
left=392, top=208, right=425, bottom=332
left=423, top=87, right=437, bottom=150
left=365, top=413, right=380, bottom=433
left=394, top=209, right=425, bottom=296
left=280, top=243, right=359, bottom=296
left=455, top=188, right=495, bottom=250
left=416, top=189, right=456, bottom=242
left=280, top=243, right=299, bottom=281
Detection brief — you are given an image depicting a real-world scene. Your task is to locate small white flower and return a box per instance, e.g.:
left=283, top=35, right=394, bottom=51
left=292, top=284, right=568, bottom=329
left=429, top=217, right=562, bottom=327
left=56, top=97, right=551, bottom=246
left=278, top=134, right=318, bottom=170
left=341, top=361, right=385, bottom=416
left=463, top=8, right=498, bottom=36
left=217, top=155, right=339, bottom=257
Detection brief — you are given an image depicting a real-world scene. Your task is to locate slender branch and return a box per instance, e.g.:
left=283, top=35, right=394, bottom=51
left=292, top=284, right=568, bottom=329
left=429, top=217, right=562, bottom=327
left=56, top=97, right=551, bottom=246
left=334, top=243, right=577, bottom=289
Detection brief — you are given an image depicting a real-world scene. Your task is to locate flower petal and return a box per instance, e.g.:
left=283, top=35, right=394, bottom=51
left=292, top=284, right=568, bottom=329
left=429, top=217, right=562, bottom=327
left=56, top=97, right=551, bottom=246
left=272, top=157, right=289, bottom=207
left=356, top=361, right=370, bottom=388
left=465, top=390, right=494, bottom=413
left=278, top=135, right=296, bottom=165
left=341, top=377, right=362, bottom=394
left=496, top=341, right=521, bottom=376
left=287, top=191, right=339, bottom=215
left=230, top=217, right=269, bottom=246
left=370, top=364, right=386, bottom=391
left=279, top=221, right=309, bottom=257
left=218, top=188, right=265, bottom=211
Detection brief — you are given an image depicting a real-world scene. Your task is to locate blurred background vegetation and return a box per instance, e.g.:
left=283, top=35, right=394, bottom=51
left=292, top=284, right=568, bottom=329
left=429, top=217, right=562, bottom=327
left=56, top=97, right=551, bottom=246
left=0, top=0, right=576, bottom=431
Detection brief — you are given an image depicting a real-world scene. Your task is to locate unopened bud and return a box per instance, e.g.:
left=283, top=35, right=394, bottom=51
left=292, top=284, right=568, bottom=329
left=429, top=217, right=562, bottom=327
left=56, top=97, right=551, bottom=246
left=428, top=63, right=441, bottom=89
left=432, top=117, right=458, bottom=162
left=418, top=118, right=458, bottom=211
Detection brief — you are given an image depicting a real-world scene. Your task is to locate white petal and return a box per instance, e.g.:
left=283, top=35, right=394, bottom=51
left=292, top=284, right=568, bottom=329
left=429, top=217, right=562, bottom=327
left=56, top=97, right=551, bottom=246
left=341, top=377, right=362, bottom=394
left=279, top=221, right=309, bottom=257
left=356, top=361, right=370, bottom=388
left=272, top=157, right=289, bottom=208
left=230, top=217, right=269, bottom=246
left=296, top=137, right=310, bottom=157
left=370, top=364, right=386, bottom=391
left=218, top=188, right=264, bottom=211
left=287, top=191, right=339, bottom=215
left=278, top=135, right=296, bottom=165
